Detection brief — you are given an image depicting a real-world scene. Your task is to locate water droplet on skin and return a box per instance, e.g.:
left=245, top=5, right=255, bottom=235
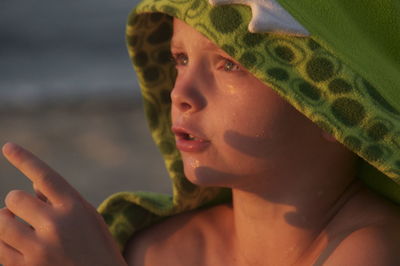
left=188, top=158, right=200, bottom=168
left=226, top=84, right=238, bottom=95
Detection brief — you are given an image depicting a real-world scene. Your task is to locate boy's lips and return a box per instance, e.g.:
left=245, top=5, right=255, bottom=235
left=171, top=126, right=210, bottom=152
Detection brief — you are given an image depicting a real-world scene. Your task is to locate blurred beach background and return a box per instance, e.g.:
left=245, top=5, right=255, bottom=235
left=0, top=0, right=171, bottom=208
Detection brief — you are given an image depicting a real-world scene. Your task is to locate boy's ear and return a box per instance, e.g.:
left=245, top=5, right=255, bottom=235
left=321, top=130, right=337, bottom=143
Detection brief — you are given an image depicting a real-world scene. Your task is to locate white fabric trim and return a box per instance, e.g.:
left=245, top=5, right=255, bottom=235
left=209, top=0, right=310, bottom=36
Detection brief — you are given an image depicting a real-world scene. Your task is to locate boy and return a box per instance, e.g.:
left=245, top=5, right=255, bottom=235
left=1, top=0, right=400, bottom=265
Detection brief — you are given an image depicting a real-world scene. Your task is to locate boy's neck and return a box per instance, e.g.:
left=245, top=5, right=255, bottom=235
left=228, top=161, right=361, bottom=265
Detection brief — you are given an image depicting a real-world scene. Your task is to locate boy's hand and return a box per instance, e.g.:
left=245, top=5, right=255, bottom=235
left=0, top=143, right=127, bottom=266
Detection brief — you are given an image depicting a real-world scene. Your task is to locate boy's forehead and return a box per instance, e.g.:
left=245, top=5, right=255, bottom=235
left=171, top=18, right=217, bottom=50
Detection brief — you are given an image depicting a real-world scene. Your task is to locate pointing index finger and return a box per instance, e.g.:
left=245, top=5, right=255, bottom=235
left=2, top=142, right=77, bottom=206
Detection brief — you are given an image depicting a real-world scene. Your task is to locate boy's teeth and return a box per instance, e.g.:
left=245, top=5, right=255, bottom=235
left=180, top=132, right=200, bottom=140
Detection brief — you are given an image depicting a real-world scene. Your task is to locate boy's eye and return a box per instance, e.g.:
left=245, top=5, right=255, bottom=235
left=171, top=53, right=188, bottom=66
left=223, top=59, right=241, bottom=72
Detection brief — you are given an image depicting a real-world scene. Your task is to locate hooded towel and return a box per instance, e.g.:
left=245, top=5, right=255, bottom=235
left=97, top=0, right=400, bottom=251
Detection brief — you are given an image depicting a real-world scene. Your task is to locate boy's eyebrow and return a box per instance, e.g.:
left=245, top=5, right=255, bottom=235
left=170, top=39, right=220, bottom=51
left=170, top=38, right=183, bottom=50
left=170, top=41, right=181, bottom=50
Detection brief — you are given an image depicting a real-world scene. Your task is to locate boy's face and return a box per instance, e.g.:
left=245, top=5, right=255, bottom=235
left=171, top=18, right=324, bottom=189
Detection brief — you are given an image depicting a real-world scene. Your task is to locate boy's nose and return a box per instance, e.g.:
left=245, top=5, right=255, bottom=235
left=171, top=78, right=207, bottom=113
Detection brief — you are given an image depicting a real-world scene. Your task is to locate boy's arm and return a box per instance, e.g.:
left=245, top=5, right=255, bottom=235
left=0, top=143, right=128, bottom=266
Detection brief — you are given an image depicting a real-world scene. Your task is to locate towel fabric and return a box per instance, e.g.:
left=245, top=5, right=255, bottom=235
left=97, top=0, right=400, bottom=251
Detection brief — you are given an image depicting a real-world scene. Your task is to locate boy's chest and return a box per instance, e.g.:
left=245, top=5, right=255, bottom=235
left=148, top=223, right=238, bottom=266
left=151, top=245, right=237, bottom=266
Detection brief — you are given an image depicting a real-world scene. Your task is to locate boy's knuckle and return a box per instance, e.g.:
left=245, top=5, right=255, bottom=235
left=41, top=219, right=58, bottom=234
left=37, top=170, right=53, bottom=185
left=59, top=199, right=82, bottom=214
left=38, top=172, right=62, bottom=194
left=35, top=213, right=59, bottom=234
left=27, top=244, right=49, bottom=265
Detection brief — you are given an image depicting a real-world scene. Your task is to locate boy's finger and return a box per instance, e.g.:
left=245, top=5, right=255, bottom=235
left=2, top=142, right=77, bottom=205
left=0, top=208, right=35, bottom=252
left=5, top=190, right=50, bottom=229
left=0, top=239, right=24, bottom=266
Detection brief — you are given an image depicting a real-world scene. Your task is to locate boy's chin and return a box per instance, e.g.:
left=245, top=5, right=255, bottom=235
left=184, top=165, right=242, bottom=188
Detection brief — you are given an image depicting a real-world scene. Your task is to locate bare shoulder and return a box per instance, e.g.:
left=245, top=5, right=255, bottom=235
left=324, top=224, right=400, bottom=265
left=123, top=203, right=233, bottom=266
left=323, top=188, right=400, bottom=265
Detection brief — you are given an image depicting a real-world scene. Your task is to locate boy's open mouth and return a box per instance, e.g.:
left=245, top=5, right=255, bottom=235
left=178, top=132, right=199, bottom=141
left=172, top=127, right=206, bottom=142
left=171, top=126, right=210, bottom=152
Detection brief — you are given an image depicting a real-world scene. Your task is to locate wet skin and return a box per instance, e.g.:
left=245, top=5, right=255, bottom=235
left=124, top=18, right=400, bottom=266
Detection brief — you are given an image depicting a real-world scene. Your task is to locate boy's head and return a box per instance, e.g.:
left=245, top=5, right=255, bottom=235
left=127, top=0, right=400, bottom=208
left=170, top=18, right=357, bottom=188
left=97, top=0, right=400, bottom=250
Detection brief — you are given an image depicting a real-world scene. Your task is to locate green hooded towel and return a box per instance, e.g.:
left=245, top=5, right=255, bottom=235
left=97, top=0, right=400, bottom=251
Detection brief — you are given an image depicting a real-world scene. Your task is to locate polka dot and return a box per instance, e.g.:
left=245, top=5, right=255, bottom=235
left=308, top=39, right=321, bottom=50
left=143, top=66, right=160, bottom=82
left=331, top=98, right=366, bottom=127
left=221, top=45, right=236, bottom=56
left=210, top=6, right=242, bottom=34
left=150, top=12, right=164, bottom=22
left=159, top=141, right=175, bottom=155
left=143, top=100, right=159, bottom=130
left=239, top=52, right=257, bottom=69
left=147, top=22, right=173, bottom=44
left=344, top=136, right=362, bottom=152
left=127, top=35, right=138, bottom=47
left=267, top=68, right=289, bottom=81
left=133, top=51, right=148, bottom=67
left=243, top=33, right=265, bottom=47
left=274, top=46, right=295, bottom=63
left=101, top=213, right=114, bottom=225
left=190, top=0, right=201, bottom=10
left=160, top=89, right=171, bottom=104
left=328, top=79, right=352, bottom=94
left=114, top=224, right=130, bottom=244
left=265, top=40, right=306, bottom=66
left=364, top=80, right=400, bottom=116
left=367, top=122, right=389, bottom=141
left=156, top=49, right=172, bottom=64
left=122, top=204, right=156, bottom=228
left=185, top=0, right=207, bottom=18
left=298, top=81, right=321, bottom=101
left=363, top=145, right=384, bottom=162
left=306, top=57, right=334, bottom=82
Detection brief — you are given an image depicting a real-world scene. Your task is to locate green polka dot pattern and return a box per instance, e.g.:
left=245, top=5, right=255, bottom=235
left=209, top=6, right=243, bottom=34
left=98, top=0, right=400, bottom=250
